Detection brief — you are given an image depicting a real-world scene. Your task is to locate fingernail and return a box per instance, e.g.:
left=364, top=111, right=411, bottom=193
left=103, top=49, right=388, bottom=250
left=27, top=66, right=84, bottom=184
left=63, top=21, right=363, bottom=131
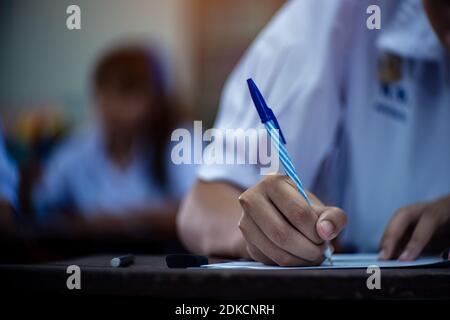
left=399, top=250, right=411, bottom=261
left=379, top=249, right=388, bottom=260
left=319, top=220, right=334, bottom=239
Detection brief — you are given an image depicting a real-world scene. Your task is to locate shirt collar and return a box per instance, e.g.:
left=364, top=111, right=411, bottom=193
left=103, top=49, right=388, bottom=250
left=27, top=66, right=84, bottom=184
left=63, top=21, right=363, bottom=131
left=376, top=0, right=445, bottom=61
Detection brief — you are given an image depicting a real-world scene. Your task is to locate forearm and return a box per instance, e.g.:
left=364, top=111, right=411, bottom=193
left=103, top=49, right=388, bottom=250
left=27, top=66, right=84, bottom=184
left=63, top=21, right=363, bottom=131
left=122, top=209, right=178, bottom=241
left=38, top=207, right=178, bottom=242
left=177, top=180, right=248, bottom=258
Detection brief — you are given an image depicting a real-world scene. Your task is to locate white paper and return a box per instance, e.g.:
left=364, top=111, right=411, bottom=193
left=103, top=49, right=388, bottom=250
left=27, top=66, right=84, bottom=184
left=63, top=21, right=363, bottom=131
left=200, top=253, right=448, bottom=270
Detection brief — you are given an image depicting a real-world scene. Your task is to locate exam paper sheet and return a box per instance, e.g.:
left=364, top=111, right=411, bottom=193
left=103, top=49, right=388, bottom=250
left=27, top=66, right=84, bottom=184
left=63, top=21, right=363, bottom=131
left=200, top=254, right=449, bottom=270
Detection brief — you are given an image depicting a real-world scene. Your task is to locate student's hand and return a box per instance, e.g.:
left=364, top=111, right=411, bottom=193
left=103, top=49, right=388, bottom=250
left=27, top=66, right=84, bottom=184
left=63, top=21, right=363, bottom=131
left=379, top=195, right=450, bottom=261
left=237, top=174, right=347, bottom=266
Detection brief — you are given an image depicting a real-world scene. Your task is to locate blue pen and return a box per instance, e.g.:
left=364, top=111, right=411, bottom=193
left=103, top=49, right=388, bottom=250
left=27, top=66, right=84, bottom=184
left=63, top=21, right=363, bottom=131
left=247, top=78, right=333, bottom=265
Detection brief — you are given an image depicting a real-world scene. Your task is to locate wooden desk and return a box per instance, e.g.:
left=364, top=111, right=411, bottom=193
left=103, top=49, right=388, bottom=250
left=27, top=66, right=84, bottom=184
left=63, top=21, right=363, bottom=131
left=1, top=255, right=449, bottom=299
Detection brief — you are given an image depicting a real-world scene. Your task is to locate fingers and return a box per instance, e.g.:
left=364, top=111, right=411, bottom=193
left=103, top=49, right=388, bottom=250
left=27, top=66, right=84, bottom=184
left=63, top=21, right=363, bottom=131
left=315, top=206, right=347, bottom=241
left=246, top=243, right=275, bottom=265
left=239, top=190, right=325, bottom=262
left=239, top=213, right=322, bottom=266
left=264, top=175, right=323, bottom=244
left=398, top=212, right=441, bottom=261
left=379, top=205, right=424, bottom=260
left=237, top=173, right=346, bottom=266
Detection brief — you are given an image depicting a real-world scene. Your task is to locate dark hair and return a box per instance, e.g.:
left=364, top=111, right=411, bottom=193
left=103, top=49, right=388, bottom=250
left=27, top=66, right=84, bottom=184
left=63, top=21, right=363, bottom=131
left=93, top=45, right=178, bottom=188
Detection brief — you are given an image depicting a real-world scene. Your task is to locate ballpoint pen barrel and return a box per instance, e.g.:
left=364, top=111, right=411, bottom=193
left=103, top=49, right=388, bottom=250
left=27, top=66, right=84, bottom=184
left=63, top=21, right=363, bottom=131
left=248, top=78, right=334, bottom=265
left=265, top=120, right=334, bottom=265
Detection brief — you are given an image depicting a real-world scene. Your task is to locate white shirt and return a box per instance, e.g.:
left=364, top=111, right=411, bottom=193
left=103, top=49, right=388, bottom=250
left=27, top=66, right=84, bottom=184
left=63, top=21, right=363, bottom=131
left=34, top=125, right=196, bottom=219
left=197, top=0, right=450, bottom=252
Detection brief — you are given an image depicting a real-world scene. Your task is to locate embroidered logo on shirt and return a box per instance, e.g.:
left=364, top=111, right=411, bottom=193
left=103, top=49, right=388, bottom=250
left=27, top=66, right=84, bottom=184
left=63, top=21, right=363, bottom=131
left=375, top=54, right=408, bottom=121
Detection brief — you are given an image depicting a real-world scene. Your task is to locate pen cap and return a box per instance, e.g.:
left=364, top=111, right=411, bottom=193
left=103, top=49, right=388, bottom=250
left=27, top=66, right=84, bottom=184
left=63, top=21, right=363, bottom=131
left=247, top=78, right=286, bottom=144
left=247, top=79, right=270, bottom=122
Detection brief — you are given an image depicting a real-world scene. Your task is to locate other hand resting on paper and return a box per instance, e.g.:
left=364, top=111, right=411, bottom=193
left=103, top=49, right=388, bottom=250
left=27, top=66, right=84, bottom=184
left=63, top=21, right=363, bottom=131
left=238, top=174, right=347, bottom=266
left=379, top=194, right=450, bottom=261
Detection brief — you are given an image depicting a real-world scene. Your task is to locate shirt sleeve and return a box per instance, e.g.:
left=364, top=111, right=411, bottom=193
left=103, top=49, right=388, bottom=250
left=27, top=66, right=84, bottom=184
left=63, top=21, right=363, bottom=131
left=197, top=0, right=358, bottom=190
left=167, top=161, right=197, bottom=200
left=33, top=142, right=74, bottom=220
left=166, top=126, right=198, bottom=199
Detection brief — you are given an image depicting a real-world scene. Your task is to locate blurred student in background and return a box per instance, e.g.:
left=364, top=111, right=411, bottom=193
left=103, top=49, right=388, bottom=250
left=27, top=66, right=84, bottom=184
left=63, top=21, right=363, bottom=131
left=33, top=45, right=195, bottom=247
left=0, top=125, right=18, bottom=237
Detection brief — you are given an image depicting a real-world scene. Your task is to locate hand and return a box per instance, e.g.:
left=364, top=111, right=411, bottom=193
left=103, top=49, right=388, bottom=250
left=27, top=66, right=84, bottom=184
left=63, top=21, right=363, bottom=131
left=379, top=195, right=450, bottom=261
left=238, top=174, right=347, bottom=266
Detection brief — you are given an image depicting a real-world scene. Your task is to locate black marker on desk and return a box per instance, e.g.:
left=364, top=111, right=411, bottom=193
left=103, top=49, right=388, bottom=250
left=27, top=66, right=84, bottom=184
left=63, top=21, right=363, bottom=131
left=111, top=254, right=135, bottom=268
left=166, top=254, right=208, bottom=268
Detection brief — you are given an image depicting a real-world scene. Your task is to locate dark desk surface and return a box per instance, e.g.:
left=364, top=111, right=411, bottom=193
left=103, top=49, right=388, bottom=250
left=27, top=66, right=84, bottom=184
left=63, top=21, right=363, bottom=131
left=1, top=255, right=449, bottom=299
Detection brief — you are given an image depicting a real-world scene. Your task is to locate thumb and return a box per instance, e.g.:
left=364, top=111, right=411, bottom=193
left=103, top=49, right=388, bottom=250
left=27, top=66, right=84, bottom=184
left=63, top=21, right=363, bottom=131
left=315, top=206, right=347, bottom=241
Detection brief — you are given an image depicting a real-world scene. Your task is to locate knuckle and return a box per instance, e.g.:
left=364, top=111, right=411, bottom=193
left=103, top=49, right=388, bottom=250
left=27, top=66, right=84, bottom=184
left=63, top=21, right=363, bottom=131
left=420, top=212, right=440, bottom=230
left=269, top=225, right=289, bottom=247
left=393, top=207, right=410, bottom=219
left=331, top=207, right=347, bottom=224
left=285, top=201, right=305, bottom=220
left=264, top=173, right=290, bottom=191
left=330, top=206, right=345, bottom=216
left=280, top=174, right=295, bottom=188
left=262, top=174, right=282, bottom=192
left=262, top=173, right=279, bottom=185
left=238, top=191, right=253, bottom=210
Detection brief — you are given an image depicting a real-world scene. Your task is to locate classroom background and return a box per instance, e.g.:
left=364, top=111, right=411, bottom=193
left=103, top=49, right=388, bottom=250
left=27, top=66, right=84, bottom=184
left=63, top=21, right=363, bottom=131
left=0, top=0, right=285, bottom=261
